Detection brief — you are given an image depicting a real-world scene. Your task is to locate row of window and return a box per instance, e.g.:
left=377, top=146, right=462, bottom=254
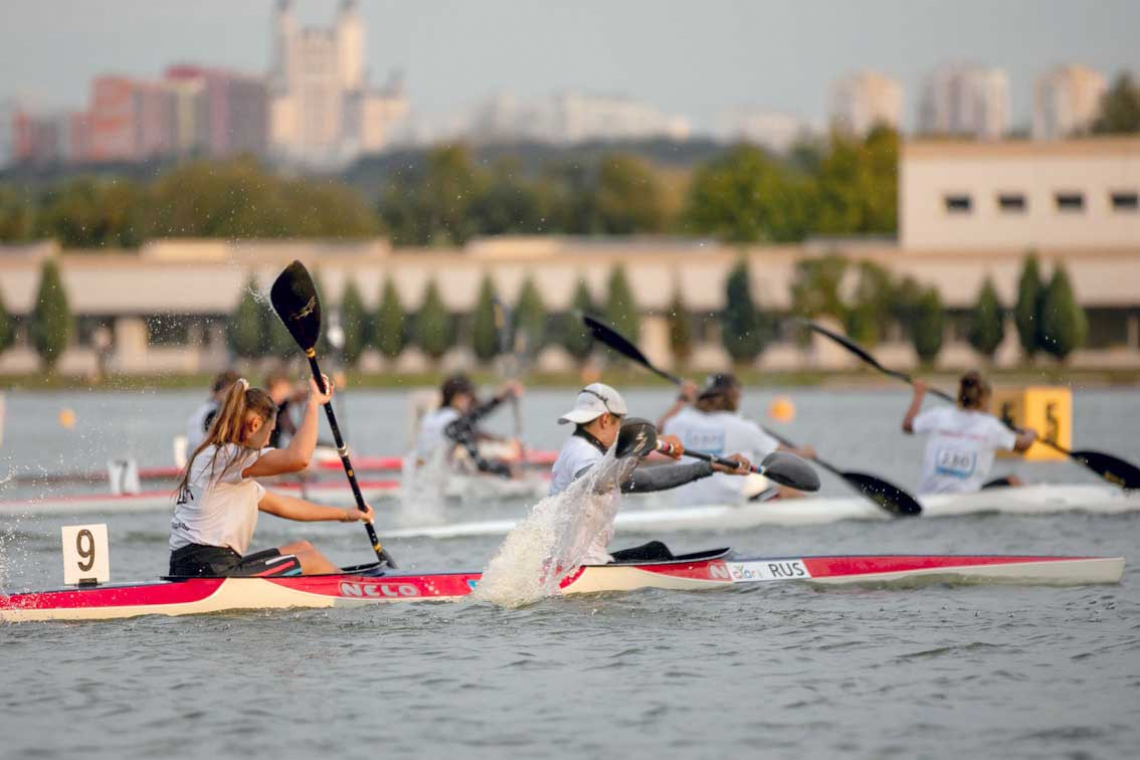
left=944, top=191, right=1140, bottom=214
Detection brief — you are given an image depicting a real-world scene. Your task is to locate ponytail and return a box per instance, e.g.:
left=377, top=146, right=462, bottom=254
left=175, top=379, right=278, bottom=497
left=958, top=370, right=990, bottom=410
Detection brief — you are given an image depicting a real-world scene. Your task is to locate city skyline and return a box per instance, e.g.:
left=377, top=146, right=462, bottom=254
left=1, top=0, right=1136, bottom=134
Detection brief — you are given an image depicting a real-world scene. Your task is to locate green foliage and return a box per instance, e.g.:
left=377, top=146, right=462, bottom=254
left=790, top=254, right=849, bottom=319
left=514, top=276, right=547, bottom=354
left=379, top=145, right=487, bottom=246
left=593, top=154, right=668, bottom=234
left=414, top=279, right=455, bottom=361
left=1038, top=264, right=1088, bottom=361
left=560, top=279, right=596, bottom=360
left=967, top=277, right=1006, bottom=359
left=34, top=178, right=143, bottom=248
left=685, top=144, right=813, bottom=243
left=1014, top=254, right=1044, bottom=358
left=0, top=284, right=13, bottom=355
left=373, top=278, right=407, bottom=359
left=910, top=286, right=945, bottom=365
left=0, top=187, right=37, bottom=241
left=721, top=259, right=767, bottom=363
left=667, top=289, right=693, bottom=365
left=605, top=265, right=640, bottom=344
left=814, top=127, right=898, bottom=235
left=471, top=275, right=501, bottom=363
left=339, top=279, right=368, bottom=368
left=844, top=261, right=895, bottom=346
left=467, top=159, right=548, bottom=236
left=1091, top=73, right=1140, bottom=134
left=28, top=258, right=73, bottom=370
left=228, top=276, right=266, bottom=359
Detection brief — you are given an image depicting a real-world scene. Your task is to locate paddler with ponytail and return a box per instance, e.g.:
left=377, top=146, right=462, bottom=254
left=169, top=376, right=375, bottom=577
left=902, top=370, right=1037, bottom=494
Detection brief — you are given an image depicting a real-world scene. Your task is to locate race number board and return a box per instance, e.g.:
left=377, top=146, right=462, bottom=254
left=62, top=524, right=110, bottom=585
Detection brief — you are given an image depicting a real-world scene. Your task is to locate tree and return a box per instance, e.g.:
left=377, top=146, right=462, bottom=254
left=594, top=154, right=668, bottom=234
left=514, top=276, right=547, bottom=355
left=1091, top=73, right=1140, bottom=134
left=685, top=144, right=814, bottom=243
left=790, top=253, right=848, bottom=319
left=814, top=127, right=898, bottom=235
left=605, top=265, right=640, bottom=344
left=667, top=289, right=693, bottom=366
left=1014, top=254, right=1044, bottom=358
left=844, top=261, right=895, bottom=346
left=414, top=279, right=454, bottom=361
left=721, top=259, right=767, bottom=363
left=471, top=274, right=501, bottom=363
left=967, top=277, right=1005, bottom=360
left=373, top=277, right=407, bottom=359
left=910, top=286, right=944, bottom=365
left=339, top=279, right=368, bottom=368
left=0, top=283, right=13, bottom=355
left=1038, top=264, right=1088, bottom=361
left=378, top=145, right=486, bottom=246
left=28, top=258, right=73, bottom=370
left=227, top=276, right=265, bottom=359
left=34, top=178, right=144, bottom=248
left=560, top=279, right=596, bottom=360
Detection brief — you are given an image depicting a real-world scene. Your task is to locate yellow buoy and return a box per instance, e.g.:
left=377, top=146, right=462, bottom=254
left=768, top=396, right=796, bottom=423
left=59, top=408, right=77, bottom=429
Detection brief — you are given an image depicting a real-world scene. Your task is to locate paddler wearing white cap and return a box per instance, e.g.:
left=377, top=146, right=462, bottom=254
left=550, top=382, right=753, bottom=563
left=657, top=373, right=816, bottom=505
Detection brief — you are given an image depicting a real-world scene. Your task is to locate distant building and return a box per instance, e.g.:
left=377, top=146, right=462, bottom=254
left=714, top=109, right=811, bottom=153
left=1033, top=65, right=1107, bottom=140
left=87, top=76, right=139, bottom=162
left=919, top=64, right=1009, bottom=140
left=900, top=137, right=1140, bottom=250
left=269, top=0, right=407, bottom=168
left=165, top=65, right=269, bottom=159
left=830, top=71, right=902, bottom=137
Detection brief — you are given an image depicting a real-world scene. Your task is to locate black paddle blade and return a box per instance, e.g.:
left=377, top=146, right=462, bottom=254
left=759, top=452, right=821, bottom=493
left=615, top=417, right=658, bottom=459
left=798, top=320, right=886, bottom=372
left=1071, top=450, right=1140, bottom=490
left=270, top=260, right=322, bottom=352
left=840, top=471, right=923, bottom=516
left=584, top=314, right=651, bottom=366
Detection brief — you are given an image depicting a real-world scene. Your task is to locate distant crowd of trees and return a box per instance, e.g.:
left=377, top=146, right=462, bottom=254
left=0, top=251, right=1092, bottom=373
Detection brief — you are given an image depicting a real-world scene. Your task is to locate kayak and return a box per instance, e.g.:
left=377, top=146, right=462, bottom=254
left=0, top=549, right=1124, bottom=622
left=384, top=483, right=1140, bottom=539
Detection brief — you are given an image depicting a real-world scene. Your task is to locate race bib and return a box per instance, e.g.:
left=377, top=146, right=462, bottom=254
left=935, top=447, right=977, bottom=478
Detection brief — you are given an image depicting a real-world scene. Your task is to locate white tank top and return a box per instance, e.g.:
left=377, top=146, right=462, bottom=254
left=415, top=407, right=460, bottom=460
left=170, top=444, right=268, bottom=554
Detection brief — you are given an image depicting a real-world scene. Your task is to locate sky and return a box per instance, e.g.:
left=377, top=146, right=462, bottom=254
left=1, top=0, right=1137, bottom=131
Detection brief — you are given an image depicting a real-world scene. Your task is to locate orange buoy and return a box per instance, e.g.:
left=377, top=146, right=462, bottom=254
left=768, top=396, right=796, bottom=423
left=59, top=408, right=77, bottom=429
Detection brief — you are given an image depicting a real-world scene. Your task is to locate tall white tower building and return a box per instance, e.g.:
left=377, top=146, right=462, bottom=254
left=830, top=71, right=903, bottom=137
left=269, top=0, right=407, bottom=168
left=1033, top=65, right=1107, bottom=139
left=919, top=64, right=1009, bottom=140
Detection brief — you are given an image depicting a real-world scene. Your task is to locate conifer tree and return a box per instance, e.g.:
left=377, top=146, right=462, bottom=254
left=1038, top=263, right=1088, bottom=361
left=721, top=259, right=767, bottom=363
left=471, top=275, right=500, bottom=363
left=415, top=279, right=454, bottom=361
left=605, top=265, right=639, bottom=344
left=29, top=258, right=73, bottom=370
left=339, top=279, right=368, bottom=368
left=911, top=286, right=944, bottom=365
left=1014, top=254, right=1044, bottom=358
left=967, top=277, right=1005, bottom=360
left=561, top=279, right=596, bottom=361
left=228, top=275, right=266, bottom=359
left=373, top=277, right=407, bottom=359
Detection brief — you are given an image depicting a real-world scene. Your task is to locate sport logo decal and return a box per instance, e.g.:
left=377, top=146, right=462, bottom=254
left=339, top=582, right=420, bottom=598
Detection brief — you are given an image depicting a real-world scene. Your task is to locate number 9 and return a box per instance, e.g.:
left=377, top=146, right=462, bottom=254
left=77, top=529, right=96, bottom=572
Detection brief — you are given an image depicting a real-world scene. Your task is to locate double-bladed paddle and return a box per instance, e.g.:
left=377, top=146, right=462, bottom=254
left=271, top=261, right=397, bottom=567
left=583, top=315, right=915, bottom=514
left=801, top=320, right=1140, bottom=490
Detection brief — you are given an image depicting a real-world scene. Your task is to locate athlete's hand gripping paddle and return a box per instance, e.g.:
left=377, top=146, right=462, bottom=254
left=271, top=261, right=396, bottom=568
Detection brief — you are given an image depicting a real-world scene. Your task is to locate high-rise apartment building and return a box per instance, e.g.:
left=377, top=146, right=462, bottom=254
left=269, top=0, right=407, bottom=168
left=830, top=71, right=903, bottom=136
left=1033, top=65, right=1107, bottom=139
left=919, top=65, right=1009, bottom=140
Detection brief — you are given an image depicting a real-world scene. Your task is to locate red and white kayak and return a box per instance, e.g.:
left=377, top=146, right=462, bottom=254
left=0, top=550, right=1124, bottom=623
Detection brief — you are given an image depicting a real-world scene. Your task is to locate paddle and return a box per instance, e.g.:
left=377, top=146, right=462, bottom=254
left=270, top=261, right=397, bottom=567
left=492, top=295, right=524, bottom=456
left=584, top=314, right=919, bottom=514
left=801, top=320, right=1140, bottom=490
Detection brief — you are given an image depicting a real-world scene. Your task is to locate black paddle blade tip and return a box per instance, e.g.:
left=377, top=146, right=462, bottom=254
left=270, top=260, right=322, bottom=351
left=842, top=472, right=923, bottom=516
left=615, top=418, right=659, bottom=459
left=759, top=452, right=822, bottom=493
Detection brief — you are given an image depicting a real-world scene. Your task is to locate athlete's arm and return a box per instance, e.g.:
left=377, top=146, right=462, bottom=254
left=245, top=376, right=332, bottom=477
left=258, top=490, right=374, bottom=523
left=902, top=381, right=927, bottom=434
left=1013, top=427, right=1037, bottom=453
left=656, top=380, right=697, bottom=430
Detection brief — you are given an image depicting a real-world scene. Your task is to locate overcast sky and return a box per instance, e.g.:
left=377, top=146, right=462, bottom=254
left=1, top=0, right=1136, bottom=130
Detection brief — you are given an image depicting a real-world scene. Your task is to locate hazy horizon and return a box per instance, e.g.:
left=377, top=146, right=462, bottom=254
left=1, top=0, right=1137, bottom=131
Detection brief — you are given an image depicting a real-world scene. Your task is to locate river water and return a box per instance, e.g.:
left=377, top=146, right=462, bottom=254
left=1, top=387, right=1138, bottom=759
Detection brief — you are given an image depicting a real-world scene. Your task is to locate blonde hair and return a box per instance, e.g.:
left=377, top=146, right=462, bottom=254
left=175, top=379, right=278, bottom=496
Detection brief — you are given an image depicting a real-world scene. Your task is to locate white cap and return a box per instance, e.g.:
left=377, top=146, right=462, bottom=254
left=558, top=383, right=628, bottom=425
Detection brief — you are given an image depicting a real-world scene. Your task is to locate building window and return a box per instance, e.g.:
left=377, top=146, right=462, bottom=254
left=1111, top=191, right=1139, bottom=212
left=997, top=193, right=1026, bottom=212
left=944, top=194, right=971, bottom=213
left=1055, top=192, right=1084, bottom=212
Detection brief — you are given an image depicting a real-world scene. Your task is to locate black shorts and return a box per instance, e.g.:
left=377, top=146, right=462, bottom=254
left=169, top=544, right=302, bottom=578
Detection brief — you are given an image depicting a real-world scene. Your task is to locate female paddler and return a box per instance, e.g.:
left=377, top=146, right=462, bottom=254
left=902, top=370, right=1037, bottom=494
left=169, top=376, right=374, bottom=577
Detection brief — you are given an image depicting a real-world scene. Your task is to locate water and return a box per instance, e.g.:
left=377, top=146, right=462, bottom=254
left=2, top=387, right=1139, bottom=758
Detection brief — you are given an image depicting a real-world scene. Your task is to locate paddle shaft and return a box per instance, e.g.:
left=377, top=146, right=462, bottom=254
left=660, top=443, right=755, bottom=473
left=307, top=354, right=391, bottom=565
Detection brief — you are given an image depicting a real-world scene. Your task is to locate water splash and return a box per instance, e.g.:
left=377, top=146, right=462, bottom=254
left=474, top=451, right=638, bottom=608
